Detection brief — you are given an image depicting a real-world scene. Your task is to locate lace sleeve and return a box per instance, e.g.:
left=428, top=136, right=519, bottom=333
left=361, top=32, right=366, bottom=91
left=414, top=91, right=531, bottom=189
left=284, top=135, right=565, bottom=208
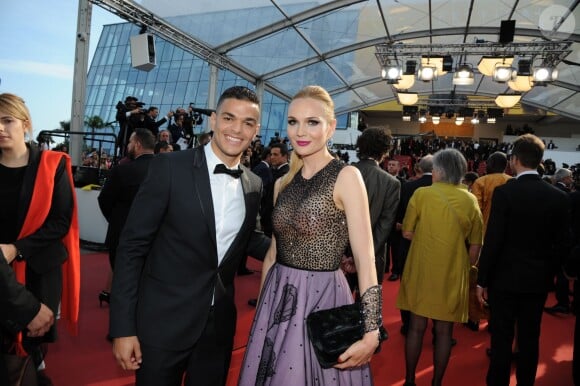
left=360, top=285, right=382, bottom=333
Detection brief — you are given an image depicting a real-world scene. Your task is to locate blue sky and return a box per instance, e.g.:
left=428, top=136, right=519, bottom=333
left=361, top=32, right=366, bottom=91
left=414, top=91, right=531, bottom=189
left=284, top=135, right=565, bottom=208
left=0, top=1, right=122, bottom=138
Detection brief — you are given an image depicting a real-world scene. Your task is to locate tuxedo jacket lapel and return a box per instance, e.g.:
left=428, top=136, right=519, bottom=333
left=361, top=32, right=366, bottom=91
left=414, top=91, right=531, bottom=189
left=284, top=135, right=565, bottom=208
left=191, top=148, right=218, bottom=257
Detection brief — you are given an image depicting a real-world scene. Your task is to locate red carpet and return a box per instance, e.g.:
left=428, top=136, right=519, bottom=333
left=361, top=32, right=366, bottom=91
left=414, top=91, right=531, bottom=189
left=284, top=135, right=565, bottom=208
left=44, top=253, right=574, bottom=385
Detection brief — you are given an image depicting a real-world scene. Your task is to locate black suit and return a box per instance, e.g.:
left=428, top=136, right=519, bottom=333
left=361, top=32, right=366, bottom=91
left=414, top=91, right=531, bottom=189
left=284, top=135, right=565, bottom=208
left=109, top=147, right=269, bottom=386
left=143, top=115, right=168, bottom=137
left=272, top=163, right=289, bottom=181
left=0, top=251, right=41, bottom=385
left=251, top=161, right=274, bottom=237
left=353, top=159, right=400, bottom=283
left=478, top=174, right=570, bottom=386
left=98, top=153, right=155, bottom=269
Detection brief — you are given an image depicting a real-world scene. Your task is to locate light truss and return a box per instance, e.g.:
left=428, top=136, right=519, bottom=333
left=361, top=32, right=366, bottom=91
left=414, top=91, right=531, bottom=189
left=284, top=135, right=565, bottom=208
left=376, top=41, right=573, bottom=68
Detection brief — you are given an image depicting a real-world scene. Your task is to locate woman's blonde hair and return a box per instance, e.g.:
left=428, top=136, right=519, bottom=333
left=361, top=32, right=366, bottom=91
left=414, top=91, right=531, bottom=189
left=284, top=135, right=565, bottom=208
left=279, top=85, right=335, bottom=192
left=0, top=93, right=33, bottom=136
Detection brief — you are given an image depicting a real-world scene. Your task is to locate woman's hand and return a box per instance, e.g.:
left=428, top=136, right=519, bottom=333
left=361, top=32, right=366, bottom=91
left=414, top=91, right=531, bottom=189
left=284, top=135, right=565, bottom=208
left=0, top=244, right=17, bottom=264
left=334, top=330, right=379, bottom=369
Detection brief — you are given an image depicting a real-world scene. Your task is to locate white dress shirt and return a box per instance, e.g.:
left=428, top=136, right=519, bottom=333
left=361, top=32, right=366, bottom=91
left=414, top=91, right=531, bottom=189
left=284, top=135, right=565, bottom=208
left=204, top=145, right=246, bottom=266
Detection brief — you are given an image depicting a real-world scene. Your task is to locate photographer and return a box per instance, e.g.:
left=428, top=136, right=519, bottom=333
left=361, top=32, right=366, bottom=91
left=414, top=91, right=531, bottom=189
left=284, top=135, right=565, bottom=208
left=115, top=96, right=146, bottom=156
left=143, top=107, right=173, bottom=137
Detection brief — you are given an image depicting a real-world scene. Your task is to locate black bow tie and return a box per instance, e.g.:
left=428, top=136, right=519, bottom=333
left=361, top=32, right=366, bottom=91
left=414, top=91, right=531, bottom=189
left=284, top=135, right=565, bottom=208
left=214, top=164, right=243, bottom=178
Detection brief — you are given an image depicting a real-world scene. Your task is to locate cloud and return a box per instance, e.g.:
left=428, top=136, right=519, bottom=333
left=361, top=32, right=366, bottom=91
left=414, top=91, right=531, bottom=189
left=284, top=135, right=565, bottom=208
left=0, top=59, right=73, bottom=80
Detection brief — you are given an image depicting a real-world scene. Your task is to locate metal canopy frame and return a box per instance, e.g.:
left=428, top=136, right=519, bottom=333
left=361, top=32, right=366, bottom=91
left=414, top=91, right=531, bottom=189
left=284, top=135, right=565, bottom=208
left=87, top=0, right=580, bottom=120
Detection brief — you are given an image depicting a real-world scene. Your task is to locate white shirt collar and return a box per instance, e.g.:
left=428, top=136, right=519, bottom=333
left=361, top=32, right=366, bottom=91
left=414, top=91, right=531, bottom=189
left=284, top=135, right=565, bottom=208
left=516, top=170, right=539, bottom=179
left=204, top=143, right=240, bottom=172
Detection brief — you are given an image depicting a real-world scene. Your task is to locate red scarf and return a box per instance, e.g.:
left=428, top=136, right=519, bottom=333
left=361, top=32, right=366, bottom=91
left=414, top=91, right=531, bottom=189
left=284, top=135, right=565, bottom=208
left=13, top=150, right=81, bottom=337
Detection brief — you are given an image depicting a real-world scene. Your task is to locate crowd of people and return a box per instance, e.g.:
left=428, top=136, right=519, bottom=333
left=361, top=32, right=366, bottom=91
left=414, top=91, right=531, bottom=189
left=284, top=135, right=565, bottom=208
left=1, top=86, right=579, bottom=386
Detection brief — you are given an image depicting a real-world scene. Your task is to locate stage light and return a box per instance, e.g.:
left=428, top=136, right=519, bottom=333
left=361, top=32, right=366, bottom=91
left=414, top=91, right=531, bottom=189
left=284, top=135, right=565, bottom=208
left=418, top=65, right=437, bottom=82
left=453, top=64, right=474, bottom=85
left=478, top=56, right=513, bottom=76
left=533, top=67, right=558, bottom=84
left=381, top=65, right=402, bottom=84
left=432, top=116, right=441, bottom=125
left=493, top=64, right=515, bottom=83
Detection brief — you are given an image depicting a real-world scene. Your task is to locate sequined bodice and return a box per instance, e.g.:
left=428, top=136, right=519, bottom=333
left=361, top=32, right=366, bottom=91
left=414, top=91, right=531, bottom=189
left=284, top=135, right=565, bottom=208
left=272, top=160, right=348, bottom=271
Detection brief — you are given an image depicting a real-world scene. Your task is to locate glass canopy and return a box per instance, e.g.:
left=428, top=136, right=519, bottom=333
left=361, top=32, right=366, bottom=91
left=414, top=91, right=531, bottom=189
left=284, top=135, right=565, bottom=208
left=97, top=0, right=579, bottom=119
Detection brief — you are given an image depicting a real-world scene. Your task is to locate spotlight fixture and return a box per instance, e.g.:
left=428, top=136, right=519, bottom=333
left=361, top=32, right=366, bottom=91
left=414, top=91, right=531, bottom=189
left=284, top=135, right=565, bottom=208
left=402, top=105, right=418, bottom=121
left=421, top=56, right=448, bottom=76
left=397, top=91, right=418, bottom=105
left=533, top=67, right=558, bottom=84
left=418, top=108, right=427, bottom=123
left=455, top=116, right=464, bottom=126
left=486, top=108, right=503, bottom=123
left=517, top=59, right=532, bottom=76
left=418, top=65, right=437, bottom=82
left=381, top=64, right=402, bottom=84
left=495, top=93, right=522, bottom=108
left=432, top=116, right=441, bottom=125
left=393, top=60, right=417, bottom=90
left=453, top=64, right=474, bottom=85
left=477, top=56, right=514, bottom=76
left=492, top=63, right=515, bottom=83
left=471, top=116, right=480, bottom=124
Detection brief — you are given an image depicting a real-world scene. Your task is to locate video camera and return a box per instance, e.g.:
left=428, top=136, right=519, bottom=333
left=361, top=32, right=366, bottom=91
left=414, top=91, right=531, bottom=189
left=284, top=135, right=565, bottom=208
left=189, top=103, right=215, bottom=117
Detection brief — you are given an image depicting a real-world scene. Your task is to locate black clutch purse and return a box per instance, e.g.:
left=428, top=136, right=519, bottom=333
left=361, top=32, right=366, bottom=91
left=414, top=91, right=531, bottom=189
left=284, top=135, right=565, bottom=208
left=306, top=303, right=388, bottom=368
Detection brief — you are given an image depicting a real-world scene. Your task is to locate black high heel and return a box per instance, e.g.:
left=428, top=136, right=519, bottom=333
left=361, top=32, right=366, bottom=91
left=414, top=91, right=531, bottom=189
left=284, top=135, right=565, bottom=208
left=99, top=291, right=110, bottom=307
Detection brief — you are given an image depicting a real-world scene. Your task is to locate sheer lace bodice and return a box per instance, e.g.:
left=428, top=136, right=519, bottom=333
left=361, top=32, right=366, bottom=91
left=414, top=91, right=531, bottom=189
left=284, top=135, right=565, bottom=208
left=272, top=160, right=348, bottom=271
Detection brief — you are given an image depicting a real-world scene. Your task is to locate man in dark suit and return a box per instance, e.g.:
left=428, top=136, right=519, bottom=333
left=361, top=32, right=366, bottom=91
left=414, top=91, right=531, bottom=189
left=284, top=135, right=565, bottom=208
left=270, top=142, right=289, bottom=180
left=0, top=250, right=54, bottom=384
left=545, top=167, right=574, bottom=314
left=251, top=147, right=273, bottom=236
left=352, top=128, right=400, bottom=285
left=396, top=155, right=433, bottom=335
left=109, top=86, right=270, bottom=386
left=477, top=134, right=570, bottom=386
left=98, top=128, right=156, bottom=271
left=143, top=107, right=173, bottom=137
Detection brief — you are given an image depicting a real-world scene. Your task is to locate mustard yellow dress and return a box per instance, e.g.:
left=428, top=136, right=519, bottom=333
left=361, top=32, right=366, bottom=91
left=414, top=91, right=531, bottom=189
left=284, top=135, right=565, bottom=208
left=396, top=182, right=483, bottom=323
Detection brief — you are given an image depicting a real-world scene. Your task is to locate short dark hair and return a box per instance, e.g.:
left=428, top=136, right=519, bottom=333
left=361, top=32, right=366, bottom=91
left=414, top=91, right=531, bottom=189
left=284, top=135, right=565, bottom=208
left=147, top=106, right=159, bottom=113
left=356, top=128, right=392, bottom=161
left=133, top=128, right=156, bottom=150
left=486, top=151, right=508, bottom=174
left=154, top=140, right=171, bottom=154
left=512, top=134, right=544, bottom=169
left=216, top=86, right=260, bottom=111
left=270, top=142, right=288, bottom=156
left=463, top=171, right=479, bottom=184
left=260, top=147, right=271, bottom=161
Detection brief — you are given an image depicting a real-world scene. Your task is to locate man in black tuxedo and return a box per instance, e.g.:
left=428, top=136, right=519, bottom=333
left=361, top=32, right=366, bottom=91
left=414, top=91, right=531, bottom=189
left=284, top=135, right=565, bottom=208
left=477, top=134, right=570, bottom=386
left=98, top=128, right=156, bottom=270
left=0, top=250, right=54, bottom=384
left=109, top=86, right=270, bottom=386
left=396, top=155, right=433, bottom=335
left=352, top=128, right=400, bottom=285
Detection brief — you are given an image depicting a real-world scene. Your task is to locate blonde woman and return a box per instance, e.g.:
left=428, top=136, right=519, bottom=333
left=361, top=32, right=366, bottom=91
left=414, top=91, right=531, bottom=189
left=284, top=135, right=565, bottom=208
left=239, top=86, right=382, bottom=385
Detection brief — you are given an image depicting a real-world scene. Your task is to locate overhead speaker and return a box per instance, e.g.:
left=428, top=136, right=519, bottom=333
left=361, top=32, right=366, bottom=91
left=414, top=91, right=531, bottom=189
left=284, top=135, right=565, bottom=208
left=499, top=20, right=515, bottom=44
left=130, top=33, right=156, bottom=72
